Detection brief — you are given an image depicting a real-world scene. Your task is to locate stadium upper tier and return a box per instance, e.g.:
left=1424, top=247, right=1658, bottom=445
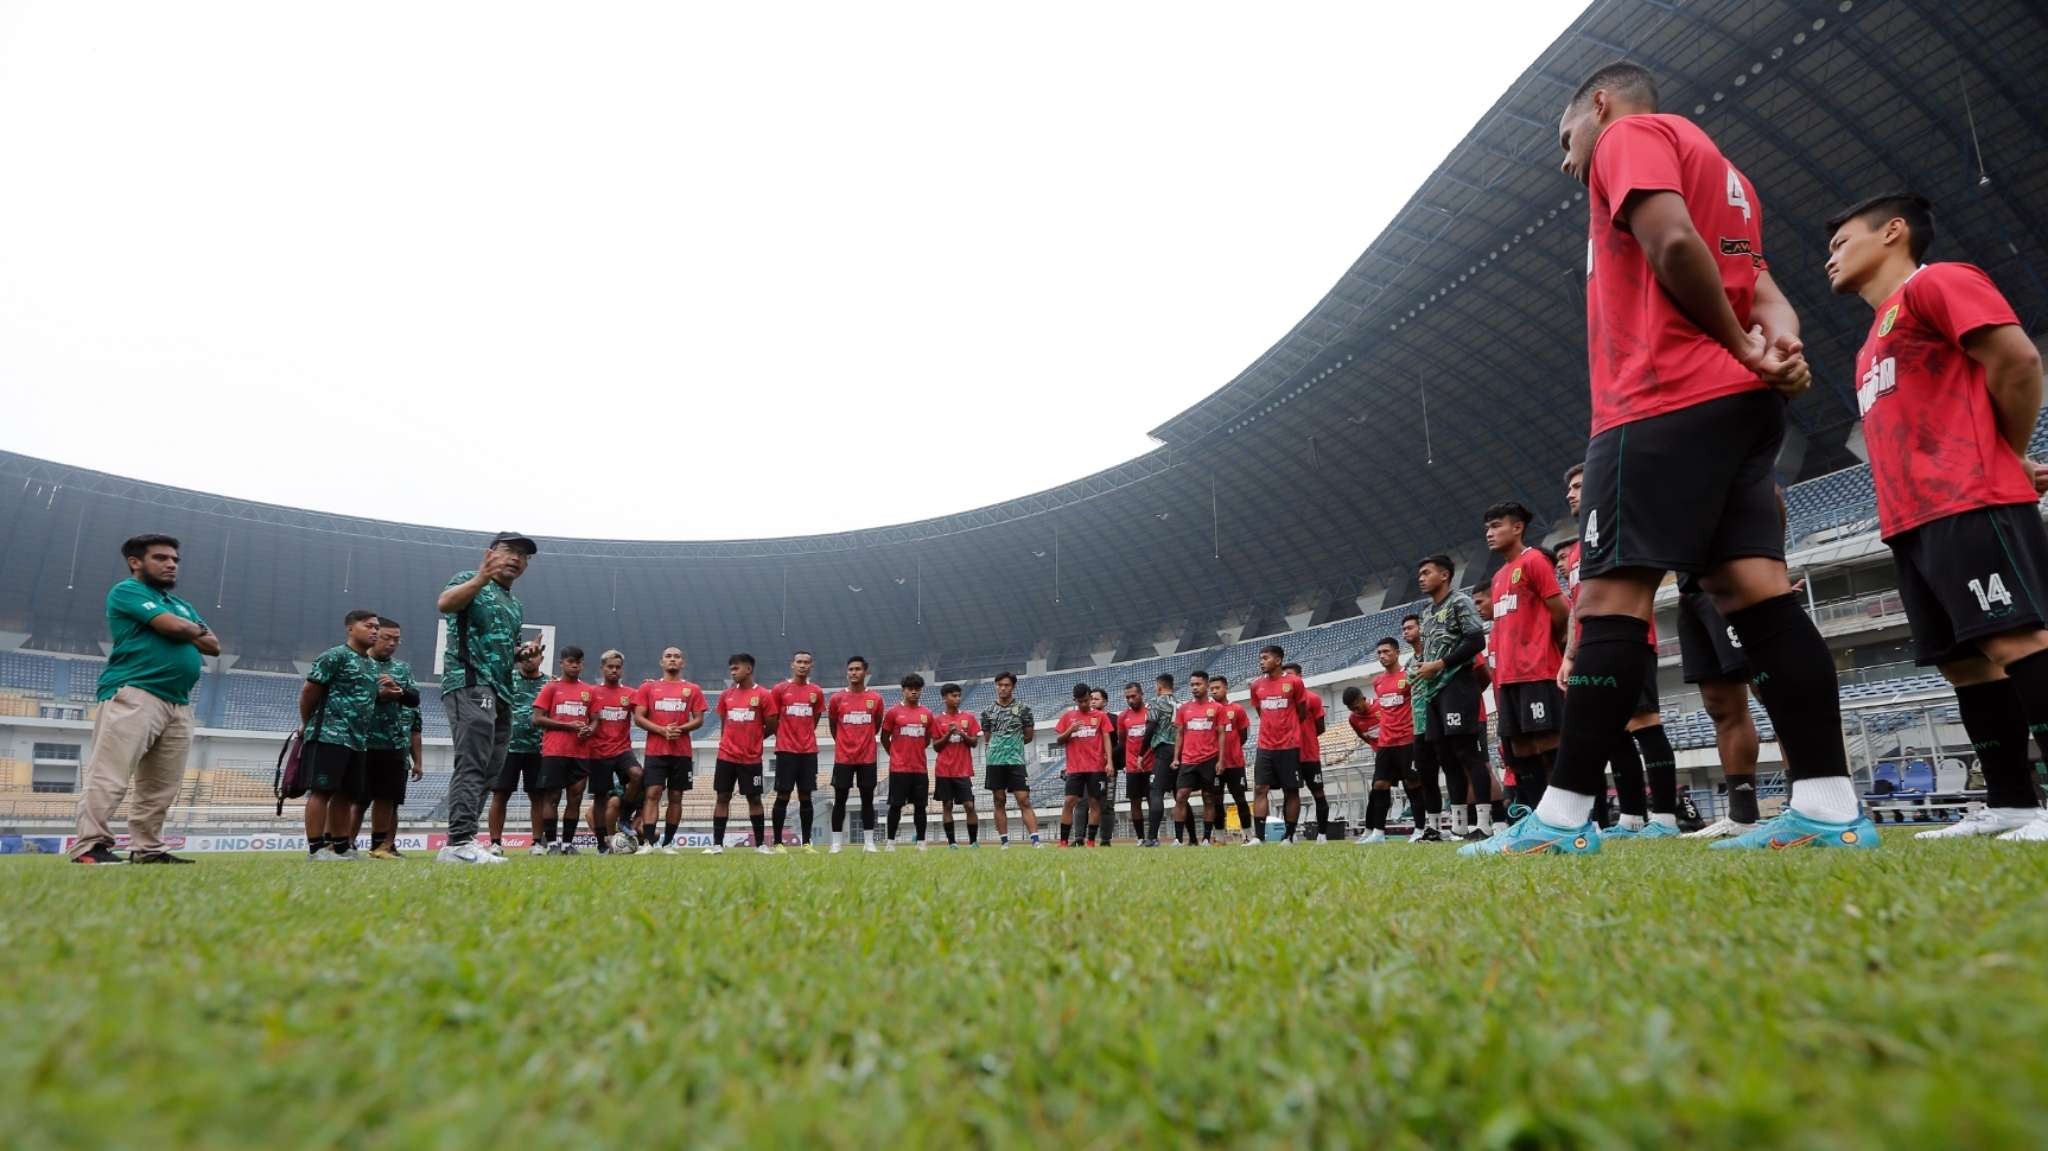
left=3, top=0, right=2044, bottom=675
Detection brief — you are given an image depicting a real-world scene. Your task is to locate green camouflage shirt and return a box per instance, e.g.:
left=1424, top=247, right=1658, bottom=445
left=1411, top=592, right=1486, bottom=711
left=438, top=570, right=525, bottom=702
left=1145, top=694, right=1178, bottom=751
left=307, top=644, right=379, bottom=751
left=367, top=656, right=418, bottom=753
left=508, top=669, right=548, bottom=754
left=979, top=700, right=1035, bottom=766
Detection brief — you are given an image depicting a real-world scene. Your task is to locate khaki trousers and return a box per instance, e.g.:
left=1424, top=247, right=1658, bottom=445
left=70, top=685, right=194, bottom=858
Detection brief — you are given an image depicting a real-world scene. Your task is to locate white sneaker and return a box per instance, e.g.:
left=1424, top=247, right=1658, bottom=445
left=1683, top=817, right=1749, bottom=839
left=884, top=840, right=896, bottom=852
left=486, top=843, right=505, bottom=858
left=528, top=844, right=548, bottom=856
left=636, top=843, right=658, bottom=855
left=1357, top=830, right=1386, bottom=844
left=830, top=842, right=844, bottom=854
left=863, top=841, right=879, bottom=854
left=916, top=841, right=928, bottom=852
left=1316, top=834, right=1329, bottom=843
left=1407, top=825, right=1427, bottom=843
left=1241, top=837, right=1261, bottom=848
left=309, top=847, right=347, bottom=862
left=704, top=844, right=725, bottom=855
left=1916, top=806, right=2039, bottom=839
left=755, top=844, right=775, bottom=855
left=1996, top=813, right=2048, bottom=841
left=661, top=844, right=679, bottom=855
left=436, top=843, right=494, bottom=865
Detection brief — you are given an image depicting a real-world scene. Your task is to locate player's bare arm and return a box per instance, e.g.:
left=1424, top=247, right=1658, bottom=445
left=1624, top=190, right=1767, bottom=371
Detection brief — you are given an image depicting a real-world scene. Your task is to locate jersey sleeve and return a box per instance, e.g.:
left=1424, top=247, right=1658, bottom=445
left=1913, top=264, right=2021, bottom=345
left=1528, top=552, right=1564, bottom=600
left=1019, top=705, right=1035, bottom=727
left=307, top=649, right=339, bottom=685
left=107, top=581, right=169, bottom=627
left=689, top=689, right=708, bottom=718
left=1590, top=117, right=1683, bottom=228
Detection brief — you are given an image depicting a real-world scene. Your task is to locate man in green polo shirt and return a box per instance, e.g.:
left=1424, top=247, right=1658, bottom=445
left=435, top=532, right=536, bottom=865
left=71, top=534, right=220, bottom=865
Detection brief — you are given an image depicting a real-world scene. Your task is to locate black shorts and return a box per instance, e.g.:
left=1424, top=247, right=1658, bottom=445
left=1634, top=673, right=1661, bottom=716
left=1889, top=503, right=2048, bottom=665
left=934, top=776, right=974, bottom=804
left=587, top=752, right=637, bottom=798
left=1253, top=747, right=1300, bottom=789
left=1064, top=773, right=1108, bottom=800
left=1217, top=765, right=1247, bottom=790
left=1372, top=744, right=1416, bottom=787
left=889, top=772, right=929, bottom=807
left=1122, top=771, right=1150, bottom=801
left=496, top=750, right=543, bottom=795
left=774, top=751, right=819, bottom=795
left=642, top=754, right=693, bottom=790
left=1577, top=389, right=1787, bottom=579
left=713, top=758, right=765, bottom=797
left=1422, top=678, right=1483, bottom=739
left=1677, top=579, right=1750, bottom=683
left=540, top=755, right=587, bottom=791
left=363, top=748, right=409, bottom=804
left=983, top=763, right=1028, bottom=793
left=304, top=740, right=365, bottom=796
left=1495, top=680, right=1563, bottom=741
left=835, top=761, right=879, bottom=791
left=1299, top=759, right=1325, bottom=790
left=1176, top=757, right=1219, bottom=792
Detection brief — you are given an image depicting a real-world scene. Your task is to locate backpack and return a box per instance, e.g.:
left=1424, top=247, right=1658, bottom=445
left=274, top=730, right=308, bottom=815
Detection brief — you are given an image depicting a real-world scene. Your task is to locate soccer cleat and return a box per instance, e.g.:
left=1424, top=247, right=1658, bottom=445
left=333, top=846, right=364, bottom=862
left=1634, top=820, right=1682, bottom=840
left=755, top=844, right=775, bottom=855
left=435, top=842, right=495, bottom=865
left=529, top=844, right=549, bottom=857
left=1355, top=830, right=1386, bottom=845
left=366, top=845, right=402, bottom=861
left=830, top=841, right=844, bottom=854
left=1602, top=821, right=1641, bottom=840
left=771, top=844, right=790, bottom=855
left=559, top=843, right=580, bottom=856
left=1316, top=834, right=1329, bottom=844
left=948, top=843, right=959, bottom=850
left=1031, top=839, right=1046, bottom=849
left=73, top=844, right=128, bottom=865
left=662, top=844, right=680, bottom=855
left=704, top=844, right=725, bottom=855
left=1915, top=807, right=2039, bottom=839
left=1708, top=810, right=1880, bottom=851
left=485, top=843, right=505, bottom=858
left=636, top=843, right=658, bottom=856
left=1460, top=829, right=1491, bottom=843
left=916, top=841, right=928, bottom=852
left=129, top=850, right=196, bottom=864
left=1416, top=826, right=1445, bottom=843
left=1457, top=811, right=1602, bottom=857
left=864, top=841, right=880, bottom=854
left=802, top=844, right=820, bottom=855
left=1241, top=837, right=1260, bottom=848
left=1407, top=825, right=1427, bottom=843
left=885, top=840, right=898, bottom=853
left=1996, top=814, right=2048, bottom=842
left=544, top=841, right=562, bottom=855
left=1684, top=817, right=1750, bottom=840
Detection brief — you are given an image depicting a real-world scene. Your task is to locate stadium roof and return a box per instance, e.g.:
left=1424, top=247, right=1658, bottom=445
left=5, top=0, right=2044, bottom=677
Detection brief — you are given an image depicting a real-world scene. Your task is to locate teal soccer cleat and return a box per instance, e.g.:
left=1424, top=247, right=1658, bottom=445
left=1706, top=809, right=1880, bottom=851
left=1458, top=810, right=1602, bottom=857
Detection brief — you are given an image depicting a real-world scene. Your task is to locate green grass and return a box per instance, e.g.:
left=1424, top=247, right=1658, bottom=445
left=4, top=840, right=2047, bottom=1149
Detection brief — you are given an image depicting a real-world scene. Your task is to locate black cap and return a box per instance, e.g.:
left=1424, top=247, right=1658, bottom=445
left=488, top=531, right=539, bottom=555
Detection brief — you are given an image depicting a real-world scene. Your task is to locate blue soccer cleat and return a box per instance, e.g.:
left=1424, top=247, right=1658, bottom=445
left=1707, top=809, right=1880, bottom=851
left=1601, top=821, right=1639, bottom=840
left=1458, top=810, right=1602, bottom=857
left=1633, top=820, right=1681, bottom=840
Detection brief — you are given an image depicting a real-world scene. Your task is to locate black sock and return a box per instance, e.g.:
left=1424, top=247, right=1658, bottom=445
left=1998, top=650, right=2048, bottom=791
left=1175, top=818, right=1188, bottom=842
left=1283, top=813, right=1298, bottom=840
left=712, top=814, right=727, bottom=846
left=1059, top=820, right=1071, bottom=843
left=1637, top=724, right=1678, bottom=815
left=1726, top=593, right=1849, bottom=781
left=751, top=812, right=766, bottom=846
left=1086, top=821, right=1098, bottom=844
left=1726, top=775, right=1760, bottom=823
left=309, top=835, right=326, bottom=856
left=1609, top=734, right=1647, bottom=818
left=561, top=809, right=580, bottom=844
left=967, top=820, right=978, bottom=845
left=1313, top=792, right=1330, bottom=835
left=889, top=806, right=904, bottom=841
left=861, top=788, right=877, bottom=831
left=1527, top=749, right=1555, bottom=806
left=542, top=817, right=557, bottom=843
left=1955, top=679, right=2038, bottom=809
left=1550, top=614, right=1652, bottom=797
left=664, top=820, right=677, bottom=846
left=1490, top=801, right=1508, bottom=823
left=1366, top=789, right=1391, bottom=831
left=771, top=795, right=789, bottom=841
left=799, top=797, right=815, bottom=844
left=944, top=819, right=957, bottom=845
left=832, top=787, right=849, bottom=833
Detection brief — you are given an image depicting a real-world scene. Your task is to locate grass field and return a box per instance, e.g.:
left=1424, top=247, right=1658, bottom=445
left=5, top=840, right=2047, bottom=1149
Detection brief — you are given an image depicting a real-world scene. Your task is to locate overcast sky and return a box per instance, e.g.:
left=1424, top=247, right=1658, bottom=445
left=0, top=1, right=1583, bottom=540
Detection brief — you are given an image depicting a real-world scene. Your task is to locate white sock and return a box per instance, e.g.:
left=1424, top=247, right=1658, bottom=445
left=1476, top=807, right=1495, bottom=832
left=1650, top=812, right=1678, bottom=829
left=831, top=831, right=843, bottom=847
left=1615, top=814, right=1645, bottom=831
left=1451, top=808, right=1468, bottom=834
left=1789, top=775, right=1860, bottom=823
left=864, top=830, right=876, bottom=845
left=1535, top=788, right=1594, bottom=828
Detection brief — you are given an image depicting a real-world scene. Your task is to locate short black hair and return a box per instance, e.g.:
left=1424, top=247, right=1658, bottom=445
left=375, top=617, right=400, bottom=631
left=792, top=649, right=813, bottom=659
left=1342, top=686, right=1364, bottom=707
left=1124, top=682, right=1142, bottom=693
left=1376, top=636, right=1400, bottom=651
left=121, top=534, right=180, bottom=561
left=994, top=670, right=1015, bottom=685
left=1210, top=674, right=1228, bottom=686
left=1282, top=662, right=1303, bottom=676
left=847, top=655, right=868, bottom=669
left=900, top=672, right=924, bottom=690
left=1484, top=501, right=1533, bottom=527
left=1826, top=192, right=1935, bottom=264
left=728, top=652, right=755, bottom=669
left=1260, top=644, right=1285, bottom=660
left=941, top=682, right=961, bottom=696
left=1190, top=669, right=1209, bottom=681
left=1402, top=614, right=1421, bottom=626
left=1156, top=673, right=1174, bottom=689
left=1420, top=553, right=1456, bottom=578
left=345, top=609, right=378, bottom=627
left=1071, top=682, right=1091, bottom=702
left=561, top=645, right=585, bottom=661
left=1569, top=60, right=1657, bottom=111
left=1563, top=462, right=1584, bottom=485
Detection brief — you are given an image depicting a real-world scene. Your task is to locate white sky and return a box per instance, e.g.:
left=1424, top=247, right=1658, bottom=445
left=0, top=0, right=1583, bottom=539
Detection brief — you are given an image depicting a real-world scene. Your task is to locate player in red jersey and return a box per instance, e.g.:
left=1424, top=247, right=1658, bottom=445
left=1344, top=637, right=1421, bottom=844
left=632, top=646, right=707, bottom=854
left=585, top=651, right=640, bottom=853
left=827, top=656, right=888, bottom=853
left=1118, top=682, right=1154, bottom=847
left=1483, top=502, right=1568, bottom=810
left=1280, top=663, right=1332, bottom=840
left=1248, top=645, right=1311, bottom=843
left=531, top=645, right=595, bottom=854
left=1483, top=61, right=1867, bottom=856
left=1827, top=191, right=2048, bottom=843
left=1208, top=676, right=1255, bottom=844
left=932, top=684, right=982, bottom=848
left=882, top=674, right=936, bottom=851
left=709, top=653, right=779, bottom=855
left=1170, top=673, right=1225, bottom=847
left=769, top=651, right=828, bottom=854
left=1085, top=687, right=1116, bottom=844
left=1055, top=683, right=1110, bottom=847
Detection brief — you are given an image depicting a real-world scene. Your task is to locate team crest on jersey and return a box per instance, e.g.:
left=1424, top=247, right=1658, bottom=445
left=1878, top=304, right=1900, bottom=337
left=1510, top=567, right=1523, bottom=584
left=1282, top=683, right=1293, bottom=694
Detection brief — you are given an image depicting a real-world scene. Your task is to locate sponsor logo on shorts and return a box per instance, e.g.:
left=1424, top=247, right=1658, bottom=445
left=1566, top=674, right=1618, bottom=688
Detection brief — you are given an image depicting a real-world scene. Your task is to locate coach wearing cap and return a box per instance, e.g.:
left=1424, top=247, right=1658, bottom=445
left=434, top=531, right=537, bottom=864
